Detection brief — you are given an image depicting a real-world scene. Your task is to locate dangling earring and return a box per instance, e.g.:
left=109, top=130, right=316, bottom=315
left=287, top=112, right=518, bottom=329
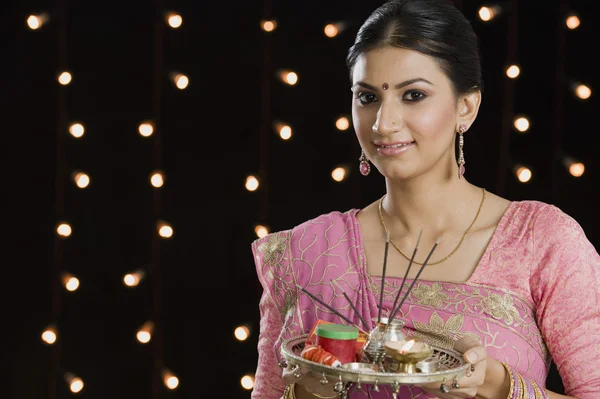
left=359, top=150, right=371, bottom=176
left=457, top=124, right=467, bottom=179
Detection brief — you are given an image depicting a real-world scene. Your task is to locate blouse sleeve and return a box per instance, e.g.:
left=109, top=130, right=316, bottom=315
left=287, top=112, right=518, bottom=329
left=531, top=205, right=600, bottom=398
left=250, top=233, right=289, bottom=399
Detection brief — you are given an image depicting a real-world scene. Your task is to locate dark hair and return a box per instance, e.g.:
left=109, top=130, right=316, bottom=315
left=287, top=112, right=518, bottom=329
left=347, top=0, right=483, bottom=96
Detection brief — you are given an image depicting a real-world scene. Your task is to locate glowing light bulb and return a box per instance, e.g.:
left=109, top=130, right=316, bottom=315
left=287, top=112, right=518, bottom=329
left=563, top=157, right=585, bottom=177
left=574, top=84, right=591, bottom=100
left=506, top=65, right=520, bottom=79
left=41, top=326, right=57, bottom=344
left=278, top=70, right=298, bottom=86
left=58, top=71, right=72, bottom=85
left=331, top=167, right=347, bottom=182
left=324, top=23, right=339, bottom=38
left=569, top=162, right=585, bottom=177
left=241, top=374, right=255, bottom=390
left=163, top=370, right=179, bottom=389
left=57, top=223, right=72, bottom=237
left=173, top=73, right=189, bottom=89
left=255, top=225, right=269, bottom=238
left=150, top=171, right=164, bottom=188
left=273, top=122, right=292, bottom=140
left=73, top=172, right=90, bottom=188
left=139, top=122, right=154, bottom=137
left=69, top=123, right=84, bottom=138
left=65, top=373, right=84, bottom=393
left=566, top=15, right=580, bottom=30
left=166, top=12, right=182, bottom=28
left=515, top=166, right=532, bottom=183
left=261, top=20, right=277, bottom=32
left=335, top=117, right=350, bottom=131
left=136, top=321, right=154, bottom=344
left=245, top=176, right=259, bottom=191
left=123, top=270, right=145, bottom=287
left=26, top=14, right=47, bottom=30
left=284, top=72, right=297, bottom=85
left=513, top=116, right=530, bottom=132
left=234, top=325, right=250, bottom=341
left=279, top=125, right=292, bottom=139
left=157, top=222, right=174, bottom=238
left=478, top=7, right=492, bottom=21
left=62, top=273, right=80, bottom=292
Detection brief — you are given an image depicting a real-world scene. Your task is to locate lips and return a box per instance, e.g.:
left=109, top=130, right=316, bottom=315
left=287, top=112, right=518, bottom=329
left=374, top=141, right=415, bottom=156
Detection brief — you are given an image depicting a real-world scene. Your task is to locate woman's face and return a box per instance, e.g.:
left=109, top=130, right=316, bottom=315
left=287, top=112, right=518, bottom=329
left=351, top=46, right=462, bottom=181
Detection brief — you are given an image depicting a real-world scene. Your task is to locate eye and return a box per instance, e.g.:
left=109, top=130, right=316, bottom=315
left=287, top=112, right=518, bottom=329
left=355, top=92, right=378, bottom=104
left=403, top=90, right=426, bottom=102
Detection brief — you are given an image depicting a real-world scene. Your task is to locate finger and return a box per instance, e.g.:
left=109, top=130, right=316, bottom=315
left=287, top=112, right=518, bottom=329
left=454, top=337, right=487, bottom=366
left=463, top=345, right=487, bottom=366
left=282, top=364, right=309, bottom=384
left=454, top=336, right=482, bottom=354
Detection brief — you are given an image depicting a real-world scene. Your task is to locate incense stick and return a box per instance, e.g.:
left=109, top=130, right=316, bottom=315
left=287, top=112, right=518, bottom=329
left=389, top=229, right=422, bottom=319
left=295, top=284, right=367, bottom=334
left=388, top=237, right=441, bottom=323
left=377, top=231, right=391, bottom=324
left=332, top=280, right=370, bottom=330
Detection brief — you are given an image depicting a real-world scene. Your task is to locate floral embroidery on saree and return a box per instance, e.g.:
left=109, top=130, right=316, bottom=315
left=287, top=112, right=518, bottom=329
left=411, top=312, right=481, bottom=350
left=258, top=232, right=288, bottom=268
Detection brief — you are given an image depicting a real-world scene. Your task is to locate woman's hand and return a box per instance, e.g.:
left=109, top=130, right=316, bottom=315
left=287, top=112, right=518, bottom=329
left=282, top=363, right=339, bottom=398
left=418, top=337, right=510, bottom=399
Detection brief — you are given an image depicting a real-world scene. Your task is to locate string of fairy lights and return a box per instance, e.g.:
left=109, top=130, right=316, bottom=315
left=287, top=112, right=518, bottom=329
left=27, top=1, right=593, bottom=397
left=238, top=2, right=593, bottom=396
left=30, top=7, right=184, bottom=397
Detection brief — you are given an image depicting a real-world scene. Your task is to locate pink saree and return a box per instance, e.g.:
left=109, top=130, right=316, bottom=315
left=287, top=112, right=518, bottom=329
left=251, top=201, right=600, bottom=398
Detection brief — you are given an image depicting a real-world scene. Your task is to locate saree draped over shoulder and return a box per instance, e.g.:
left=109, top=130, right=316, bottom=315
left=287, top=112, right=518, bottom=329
left=251, top=201, right=600, bottom=399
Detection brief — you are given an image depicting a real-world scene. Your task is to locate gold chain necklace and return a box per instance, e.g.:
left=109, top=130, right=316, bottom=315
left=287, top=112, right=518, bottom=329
left=378, top=188, right=486, bottom=266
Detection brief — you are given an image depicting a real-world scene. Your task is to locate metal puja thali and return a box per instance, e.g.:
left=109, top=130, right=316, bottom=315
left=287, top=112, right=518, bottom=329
left=280, top=335, right=472, bottom=396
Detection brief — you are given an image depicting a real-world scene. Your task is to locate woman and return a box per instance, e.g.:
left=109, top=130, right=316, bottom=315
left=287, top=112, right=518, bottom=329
left=251, top=0, right=600, bottom=398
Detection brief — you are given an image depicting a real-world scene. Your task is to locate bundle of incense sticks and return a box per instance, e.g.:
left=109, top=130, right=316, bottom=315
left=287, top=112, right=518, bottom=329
left=295, top=284, right=368, bottom=334
left=332, top=280, right=369, bottom=330
left=387, top=234, right=441, bottom=329
left=390, top=229, right=422, bottom=320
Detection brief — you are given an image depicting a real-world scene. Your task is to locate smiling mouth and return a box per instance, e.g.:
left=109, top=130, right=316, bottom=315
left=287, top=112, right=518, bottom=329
left=376, top=142, right=414, bottom=148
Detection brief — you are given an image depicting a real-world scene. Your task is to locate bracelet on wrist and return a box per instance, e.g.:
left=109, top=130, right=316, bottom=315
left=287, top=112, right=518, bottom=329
left=283, top=383, right=296, bottom=399
left=500, top=362, right=548, bottom=399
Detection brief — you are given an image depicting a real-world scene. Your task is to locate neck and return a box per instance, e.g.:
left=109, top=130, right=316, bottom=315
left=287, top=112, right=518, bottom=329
left=382, top=175, right=481, bottom=239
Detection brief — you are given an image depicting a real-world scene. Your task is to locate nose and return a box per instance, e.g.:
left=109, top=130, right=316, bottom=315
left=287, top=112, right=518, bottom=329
left=372, top=100, right=403, bottom=135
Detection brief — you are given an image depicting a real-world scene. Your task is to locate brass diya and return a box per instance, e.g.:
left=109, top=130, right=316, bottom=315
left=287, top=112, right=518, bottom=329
left=384, top=339, right=433, bottom=374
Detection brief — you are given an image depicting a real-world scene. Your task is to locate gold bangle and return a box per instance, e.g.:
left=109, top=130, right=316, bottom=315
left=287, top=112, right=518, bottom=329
left=284, top=384, right=296, bottom=399
left=500, top=362, right=515, bottom=399
left=531, top=379, right=546, bottom=399
left=517, top=374, right=527, bottom=399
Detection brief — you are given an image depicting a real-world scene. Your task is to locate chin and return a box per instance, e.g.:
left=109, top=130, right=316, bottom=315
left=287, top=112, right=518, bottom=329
left=377, top=165, right=417, bottom=181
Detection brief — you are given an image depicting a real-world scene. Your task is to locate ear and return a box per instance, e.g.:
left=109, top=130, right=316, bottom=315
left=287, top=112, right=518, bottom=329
left=456, top=90, right=482, bottom=131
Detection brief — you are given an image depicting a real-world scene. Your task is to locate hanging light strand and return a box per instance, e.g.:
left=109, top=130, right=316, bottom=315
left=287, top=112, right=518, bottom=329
left=51, top=0, right=69, bottom=398
left=151, top=1, right=166, bottom=398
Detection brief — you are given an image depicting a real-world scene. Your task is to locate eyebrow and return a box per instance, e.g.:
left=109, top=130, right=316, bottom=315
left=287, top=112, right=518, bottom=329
left=352, top=78, right=434, bottom=91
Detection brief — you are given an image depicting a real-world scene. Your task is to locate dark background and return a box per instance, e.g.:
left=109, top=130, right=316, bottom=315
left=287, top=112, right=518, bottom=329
left=3, top=0, right=598, bottom=398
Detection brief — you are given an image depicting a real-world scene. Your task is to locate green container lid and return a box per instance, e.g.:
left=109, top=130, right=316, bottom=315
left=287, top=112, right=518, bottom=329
left=316, top=324, right=358, bottom=340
